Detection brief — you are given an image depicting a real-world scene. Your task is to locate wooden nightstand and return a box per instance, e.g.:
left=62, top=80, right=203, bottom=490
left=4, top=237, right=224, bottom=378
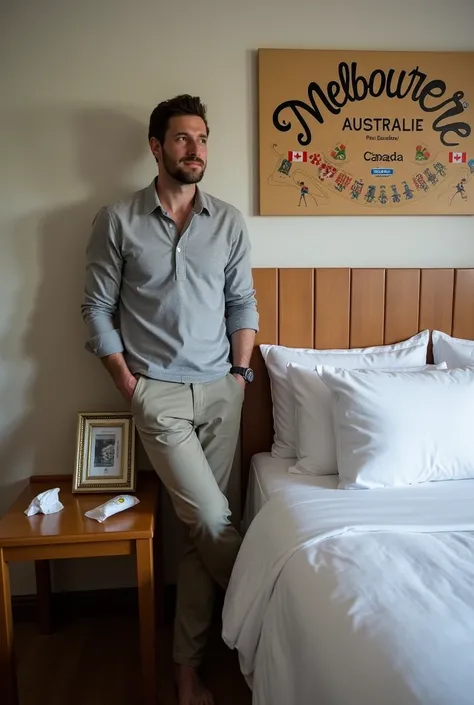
left=0, top=472, right=162, bottom=705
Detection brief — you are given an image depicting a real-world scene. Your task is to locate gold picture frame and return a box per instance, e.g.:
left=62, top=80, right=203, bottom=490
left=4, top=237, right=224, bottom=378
left=73, top=412, right=136, bottom=493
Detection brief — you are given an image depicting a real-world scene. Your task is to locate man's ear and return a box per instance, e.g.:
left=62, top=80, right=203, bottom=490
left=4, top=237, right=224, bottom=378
left=149, top=137, right=161, bottom=161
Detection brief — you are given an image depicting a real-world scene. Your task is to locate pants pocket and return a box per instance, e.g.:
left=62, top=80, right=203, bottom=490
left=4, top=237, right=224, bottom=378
left=227, top=372, right=245, bottom=399
left=131, top=374, right=144, bottom=407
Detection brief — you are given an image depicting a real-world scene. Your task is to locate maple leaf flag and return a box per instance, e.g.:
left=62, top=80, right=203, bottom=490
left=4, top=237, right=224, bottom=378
left=449, top=152, right=467, bottom=163
left=288, top=151, right=307, bottom=162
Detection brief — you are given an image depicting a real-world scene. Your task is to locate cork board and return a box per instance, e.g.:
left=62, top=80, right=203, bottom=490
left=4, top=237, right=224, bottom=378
left=258, top=49, right=474, bottom=215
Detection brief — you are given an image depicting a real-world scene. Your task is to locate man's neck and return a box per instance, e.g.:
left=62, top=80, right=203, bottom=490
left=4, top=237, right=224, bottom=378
left=156, top=174, right=196, bottom=215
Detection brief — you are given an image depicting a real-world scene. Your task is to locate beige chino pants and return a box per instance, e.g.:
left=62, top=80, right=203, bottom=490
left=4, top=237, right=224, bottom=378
left=131, top=372, right=244, bottom=666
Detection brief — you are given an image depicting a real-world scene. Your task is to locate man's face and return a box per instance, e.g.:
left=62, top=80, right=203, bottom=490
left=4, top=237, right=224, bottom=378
left=158, top=115, right=208, bottom=184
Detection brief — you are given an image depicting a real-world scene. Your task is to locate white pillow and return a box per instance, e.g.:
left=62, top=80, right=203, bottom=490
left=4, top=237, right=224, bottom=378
left=432, top=330, right=474, bottom=367
left=317, top=365, right=474, bottom=489
left=287, top=362, right=447, bottom=476
left=260, top=331, right=430, bottom=459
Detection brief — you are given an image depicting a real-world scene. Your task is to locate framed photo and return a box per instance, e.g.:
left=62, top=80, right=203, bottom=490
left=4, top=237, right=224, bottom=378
left=73, top=412, right=136, bottom=493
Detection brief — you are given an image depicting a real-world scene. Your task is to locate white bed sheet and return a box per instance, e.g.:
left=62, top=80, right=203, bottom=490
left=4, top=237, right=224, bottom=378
left=226, top=473, right=474, bottom=705
left=243, top=452, right=337, bottom=532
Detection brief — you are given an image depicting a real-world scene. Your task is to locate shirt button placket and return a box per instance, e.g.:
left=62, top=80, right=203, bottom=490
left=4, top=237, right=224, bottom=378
left=168, top=220, right=181, bottom=280
left=176, top=242, right=186, bottom=281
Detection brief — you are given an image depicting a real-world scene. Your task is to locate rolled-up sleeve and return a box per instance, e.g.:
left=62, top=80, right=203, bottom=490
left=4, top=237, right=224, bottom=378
left=81, top=207, right=125, bottom=358
left=224, top=214, right=259, bottom=336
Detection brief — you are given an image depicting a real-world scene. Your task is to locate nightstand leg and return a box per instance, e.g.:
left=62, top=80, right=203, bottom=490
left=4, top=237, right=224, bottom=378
left=35, top=560, right=53, bottom=634
left=154, top=504, right=164, bottom=628
left=137, top=538, right=157, bottom=705
left=0, top=549, right=18, bottom=705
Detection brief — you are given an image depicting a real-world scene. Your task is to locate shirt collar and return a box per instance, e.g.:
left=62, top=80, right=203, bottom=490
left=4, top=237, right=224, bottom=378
left=194, top=188, right=213, bottom=216
left=143, top=178, right=212, bottom=216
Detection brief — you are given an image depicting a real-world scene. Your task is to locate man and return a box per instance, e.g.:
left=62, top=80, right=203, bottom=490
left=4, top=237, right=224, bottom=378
left=81, top=94, right=258, bottom=705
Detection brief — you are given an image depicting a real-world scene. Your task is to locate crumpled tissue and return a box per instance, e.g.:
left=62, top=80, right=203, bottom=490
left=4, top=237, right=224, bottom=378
left=24, top=487, right=64, bottom=516
left=84, top=495, right=140, bottom=523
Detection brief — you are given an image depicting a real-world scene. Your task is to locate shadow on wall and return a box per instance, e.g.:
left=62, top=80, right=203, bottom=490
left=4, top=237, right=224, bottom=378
left=0, top=107, right=164, bottom=590
left=0, top=106, right=148, bottom=498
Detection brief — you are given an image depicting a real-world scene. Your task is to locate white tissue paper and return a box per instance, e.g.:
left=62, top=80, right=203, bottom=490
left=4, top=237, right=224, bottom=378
left=84, top=494, right=140, bottom=523
left=24, top=487, right=64, bottom=516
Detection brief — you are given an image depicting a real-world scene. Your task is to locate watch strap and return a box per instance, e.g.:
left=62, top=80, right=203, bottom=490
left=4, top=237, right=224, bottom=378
left=230, top=366, right=254, bottom=383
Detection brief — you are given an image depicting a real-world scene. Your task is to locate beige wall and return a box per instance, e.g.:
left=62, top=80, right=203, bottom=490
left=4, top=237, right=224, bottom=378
left=1, top=0, right=473, bottom=594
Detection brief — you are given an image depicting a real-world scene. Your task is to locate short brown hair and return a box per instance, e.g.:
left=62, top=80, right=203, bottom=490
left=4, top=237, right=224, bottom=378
left=148, top=94, right=209, bottom=144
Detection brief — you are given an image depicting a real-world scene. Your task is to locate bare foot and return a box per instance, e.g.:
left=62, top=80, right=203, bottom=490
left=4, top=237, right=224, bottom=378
left=175, top=664, right=215, bottom=705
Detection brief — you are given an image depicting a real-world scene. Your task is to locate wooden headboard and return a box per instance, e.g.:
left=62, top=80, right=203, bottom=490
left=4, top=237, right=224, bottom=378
left=241, top=267, right=474, bottom=502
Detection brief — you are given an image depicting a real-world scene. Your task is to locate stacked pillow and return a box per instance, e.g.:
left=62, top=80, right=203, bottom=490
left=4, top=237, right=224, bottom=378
left=432, top=330, right=474, bottom=366
left=260, top=330, right=474, bottom=489
left=317, top=364, right=474, bottom=489
left=286, top=360, right=446, bottom=477
left=260, top=331, right=430, bottom=461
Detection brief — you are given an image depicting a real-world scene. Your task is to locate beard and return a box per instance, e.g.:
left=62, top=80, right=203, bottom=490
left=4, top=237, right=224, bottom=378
left=162, top=150, right=206, bottom=184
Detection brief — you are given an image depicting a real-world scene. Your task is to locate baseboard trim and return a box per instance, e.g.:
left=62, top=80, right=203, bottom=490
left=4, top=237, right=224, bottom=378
left=12, top=585, right=177, bottom=625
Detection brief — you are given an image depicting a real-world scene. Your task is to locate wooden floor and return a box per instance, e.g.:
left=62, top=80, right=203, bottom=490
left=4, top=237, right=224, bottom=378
left=14, top=613, right=252, bottom=705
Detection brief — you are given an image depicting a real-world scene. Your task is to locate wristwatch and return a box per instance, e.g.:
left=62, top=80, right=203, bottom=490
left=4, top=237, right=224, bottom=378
left=230, top=366, right=255, bottom=383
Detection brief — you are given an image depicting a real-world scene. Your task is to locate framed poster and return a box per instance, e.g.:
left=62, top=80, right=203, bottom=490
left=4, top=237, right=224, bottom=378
left=258, top=49, right=474, bottom=215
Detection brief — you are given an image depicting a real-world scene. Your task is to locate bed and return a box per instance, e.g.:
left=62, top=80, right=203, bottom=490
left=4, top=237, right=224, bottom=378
left=242, top=452, right=338, bottom=532
left=222, top=268, right=474, bottom=705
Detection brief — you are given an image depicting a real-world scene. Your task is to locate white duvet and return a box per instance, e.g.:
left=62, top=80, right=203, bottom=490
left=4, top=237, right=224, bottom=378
left=222, top=480, right=474, bottom=705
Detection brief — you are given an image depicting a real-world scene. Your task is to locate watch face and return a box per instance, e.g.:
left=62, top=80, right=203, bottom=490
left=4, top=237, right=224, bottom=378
left=245, top=368, right=254, bottom=383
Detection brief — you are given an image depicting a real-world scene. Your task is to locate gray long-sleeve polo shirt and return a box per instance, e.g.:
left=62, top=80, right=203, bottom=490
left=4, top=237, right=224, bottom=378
left=81, top=179, right=259, bottom=383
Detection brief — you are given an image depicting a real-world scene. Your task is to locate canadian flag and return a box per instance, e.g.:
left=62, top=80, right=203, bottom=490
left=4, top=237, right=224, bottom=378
left=449, top=152, right=467, bottom=163
left=288, top=151, right=307, bottom=162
